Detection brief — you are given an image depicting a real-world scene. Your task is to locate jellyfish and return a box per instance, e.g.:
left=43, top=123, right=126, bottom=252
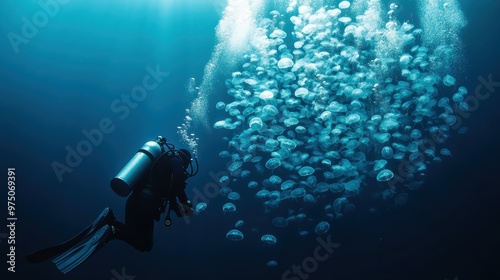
left=226, top=229, right=244, bottom=241
left=261, top=234, right=277, bottom=245
left=222, top=203, right=237, bottom=214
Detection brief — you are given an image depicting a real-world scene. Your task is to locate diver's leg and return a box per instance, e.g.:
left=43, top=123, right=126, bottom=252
left=111, top=186, right=160, bottom=251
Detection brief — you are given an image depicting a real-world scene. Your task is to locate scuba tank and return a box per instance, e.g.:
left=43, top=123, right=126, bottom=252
left=110, top=139, right=163, bottom=197
left=110, top=136, right=199, bottom=197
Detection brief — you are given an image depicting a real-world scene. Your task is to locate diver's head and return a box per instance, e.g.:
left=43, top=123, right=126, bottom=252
left=178, top=149, right=192, bottom=169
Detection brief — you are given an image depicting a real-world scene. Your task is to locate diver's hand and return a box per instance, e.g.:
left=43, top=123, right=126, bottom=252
left=180, top=200, right=193, bottom=217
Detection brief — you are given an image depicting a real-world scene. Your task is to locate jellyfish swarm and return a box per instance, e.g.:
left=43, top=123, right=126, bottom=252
left=213, top=0, right=469, bottom=255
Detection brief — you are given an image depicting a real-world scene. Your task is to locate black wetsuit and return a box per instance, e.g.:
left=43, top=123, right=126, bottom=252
left=112, top=153, right=189, bottom=251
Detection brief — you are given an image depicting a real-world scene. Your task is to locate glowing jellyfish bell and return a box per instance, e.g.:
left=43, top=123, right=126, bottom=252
left=195, top=202, right=207, bottom=213
left=222, top=202, right=237, bottom=214
left=261, top=234, right=277, bottom=245
left=226, top=229, right=244, bottom=241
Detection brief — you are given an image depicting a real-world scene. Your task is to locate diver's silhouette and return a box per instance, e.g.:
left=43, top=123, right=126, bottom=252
left=26, top=136, right=198, bottom=274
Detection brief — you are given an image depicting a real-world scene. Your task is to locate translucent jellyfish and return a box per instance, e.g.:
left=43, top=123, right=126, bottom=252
left=303, top=194, right=315, bottom=203
left=440, top=148, right=452, bottom=156
left=298, top=230, right=309, bottom=237
left=235, top=220, right=244, bottom=228
left=344, top=180, right=360, bottom=192
left=295, top=126, right=307, bottom=134
left=345, top=113, right=361, bottom=124
left=284, top=118, right=299, bottom=127
left=228, top=192, right=241, bottom=200
left=261, top=234, right=277, bottom=245
left=222, top=202, right=237, bottom=214
left=278, top=57, right=294, bottom=69
left=291, top=187, right=306, bottom=198
left=216, top=102, right=225, bottom=110
left=260, top=90, right=274, bottom=100
left=195, top=202, right=207, bottom=213
left=315, top=182, right=330, bottom=193
left=315, top=221, right=330, bottom=235
left=281, top=180, right=295, bottom=190
left=256, top=189, right=271, bottom=198
left=219, top=151, right=231, bottom=158
left=265, top=158, right=282, bottom=169
left=228, top=161, right=242, bottom=172
left=219, top=187, right=232, bottom=196
left=248, top=181, right=258, bottom=188
left=374, top=159, right=388, bottom=171
left=381, top=146, right=394, bottom=159
left=219, top=175, right=229, bottom=184
left=338, top=1, right=351, bottom=9
left=298, top=166, right=315, bottom=176
left=267, top=260, right=278, bottom=268
left=280, top=138, right=297, bottom=149
left=270, top=29, right=287, bottom=39
left=226, top=229, right=244, bottom=241
left=443, top=75, right=456, bottom=86
left=263, top=105, right=279, bottom=116
left=329, top=183, right=344, bottom=193
left=272, top=217, right=288, bottom=227
left=294, top=87, right=309, bottom=98
left=376, top=169, right=395, bottom=182
left=269, top=175, right=282, bottom=184
left=249, top=117, right=263, bottom=130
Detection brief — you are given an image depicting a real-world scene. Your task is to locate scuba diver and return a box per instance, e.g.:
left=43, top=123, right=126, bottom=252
left=26, top=136, right=199, bottom=274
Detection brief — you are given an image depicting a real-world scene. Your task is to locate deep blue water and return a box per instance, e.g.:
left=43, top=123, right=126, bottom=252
left=1, top=1, right=499, bottom=280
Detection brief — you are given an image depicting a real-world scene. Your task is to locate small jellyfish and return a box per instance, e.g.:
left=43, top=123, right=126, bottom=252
left=248, top=181, right=258, bottom=188
left=261, top=234, right=277, bottom=245
left=219, top=175, right=229, bottom=184
left=266, top=260, right=278, bottom=268
left=298, top=166, right=315, bottom=176
left=272, top=217, right=288, bottom=227
left=235, top=220, right=244, bottom=228
left=226, top=229, right=244, bottom=241
left=219, top=187, right=232, bottom=196
left=222, top=202, right=236, bottom=214
left=265, top=158, right=282, bottom=169
left=195, top=202, right=207, bottom=213
left=376, top=169, right=395, bottom=182
left=315, top=221, right=330, bottom=235
left=228, top=192, right=240, bottom=200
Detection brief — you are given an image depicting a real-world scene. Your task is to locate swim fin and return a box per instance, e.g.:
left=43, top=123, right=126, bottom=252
left=26, top=207, right=114, bottom=263
left=52, top=224, right=113, bottom=274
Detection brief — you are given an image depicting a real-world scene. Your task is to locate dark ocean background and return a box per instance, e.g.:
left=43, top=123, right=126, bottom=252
left=1, top=0, right=499, bottom=280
